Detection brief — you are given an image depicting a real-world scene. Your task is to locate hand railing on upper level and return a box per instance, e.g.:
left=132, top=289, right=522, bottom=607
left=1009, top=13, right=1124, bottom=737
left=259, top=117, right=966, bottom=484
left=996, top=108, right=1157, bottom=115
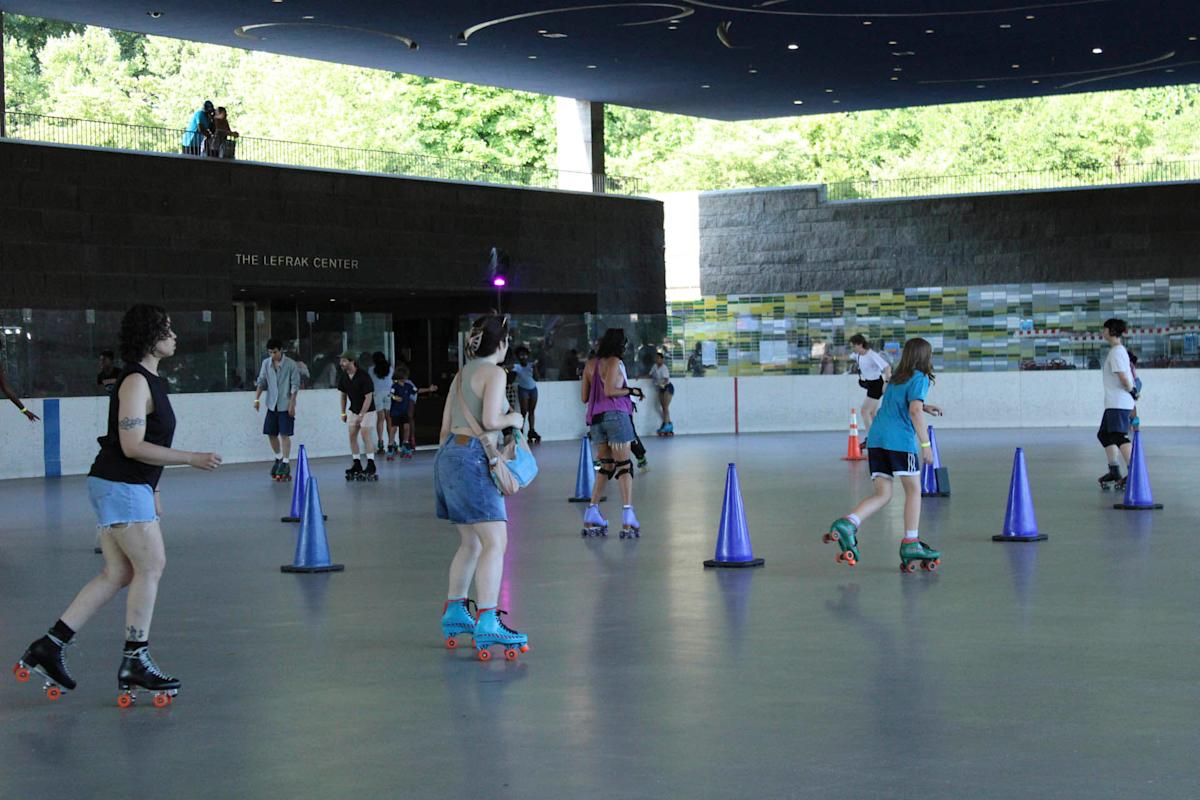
left=1, top=111, right=643, bottom=196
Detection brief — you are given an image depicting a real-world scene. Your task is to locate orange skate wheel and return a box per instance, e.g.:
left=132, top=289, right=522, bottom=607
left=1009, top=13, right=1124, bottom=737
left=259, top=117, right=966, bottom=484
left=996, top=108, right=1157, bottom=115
left=922, top=560, right=938, bottom=572
left=45, top=686, right=61, bottom=701
left=117, top=693, right=133, bottom=708
left=153, top=694, right=171, bottom=708
left=13, top=664, right=30, bottom=682
left=445, top=637, right=458, bottom=649
left=504, top=649, right=518, bottom=661
left=901, top=562, right=916, bottom=573
left=519, top=644, right=530, bottom=653
left=477, top=648, right=491, bottom=662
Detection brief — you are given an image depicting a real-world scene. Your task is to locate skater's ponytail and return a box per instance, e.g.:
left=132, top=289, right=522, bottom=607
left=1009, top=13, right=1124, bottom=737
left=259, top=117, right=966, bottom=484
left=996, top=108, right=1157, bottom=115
left=119, top=304, right=172, bottom=364
left=467, top=314, right=509, bottom=359
left=890, top=338, right=935, bottom=386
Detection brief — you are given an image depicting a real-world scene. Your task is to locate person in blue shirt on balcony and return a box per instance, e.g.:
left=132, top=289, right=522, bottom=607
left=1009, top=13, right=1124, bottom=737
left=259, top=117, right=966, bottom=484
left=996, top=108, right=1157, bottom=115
left=181, top=101, right=215, bottom=156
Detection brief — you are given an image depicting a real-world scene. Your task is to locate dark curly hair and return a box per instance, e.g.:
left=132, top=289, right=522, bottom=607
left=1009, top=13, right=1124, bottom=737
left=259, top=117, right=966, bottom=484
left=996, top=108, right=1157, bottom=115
left=596, top=328, right=627, bottom=359
left=119, top=304, right=172, bottom=364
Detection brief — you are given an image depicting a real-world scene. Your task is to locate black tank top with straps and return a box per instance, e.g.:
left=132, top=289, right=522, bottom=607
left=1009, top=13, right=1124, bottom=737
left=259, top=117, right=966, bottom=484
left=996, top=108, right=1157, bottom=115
left=88, top=363, right=177, bottom=488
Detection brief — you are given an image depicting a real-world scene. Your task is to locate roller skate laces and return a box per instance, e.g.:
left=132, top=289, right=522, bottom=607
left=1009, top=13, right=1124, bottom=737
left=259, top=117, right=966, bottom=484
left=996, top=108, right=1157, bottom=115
left=823, top=518, right=860, bottom=566
left=441, top=598, right=478, bottom=649
left=473, top=609, right=529, bottom=662
left=13, top=635, right=76, bottom=699
left=117, top=648, right=180, bottom=708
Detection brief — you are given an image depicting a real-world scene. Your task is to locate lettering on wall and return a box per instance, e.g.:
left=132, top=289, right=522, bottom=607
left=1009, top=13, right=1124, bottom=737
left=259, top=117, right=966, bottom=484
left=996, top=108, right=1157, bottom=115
left=235, top=253, right=360, bottom=270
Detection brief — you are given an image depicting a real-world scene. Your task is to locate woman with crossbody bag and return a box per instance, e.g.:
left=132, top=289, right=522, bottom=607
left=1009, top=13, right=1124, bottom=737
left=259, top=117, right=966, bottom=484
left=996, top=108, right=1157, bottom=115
left=433, top=314, right=531, bottom=661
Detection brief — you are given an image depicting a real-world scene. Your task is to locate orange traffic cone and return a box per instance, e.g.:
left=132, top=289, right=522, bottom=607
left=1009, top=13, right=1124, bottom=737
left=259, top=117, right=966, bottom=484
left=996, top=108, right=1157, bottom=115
left=841, top=409, right=867, bottom=461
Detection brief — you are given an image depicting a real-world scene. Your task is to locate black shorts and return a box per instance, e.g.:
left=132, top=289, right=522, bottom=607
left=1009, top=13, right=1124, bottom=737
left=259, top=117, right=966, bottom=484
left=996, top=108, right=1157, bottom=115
left=859, top=378, right=885, bottom=400
left=868, top=447, right=921, bottom=479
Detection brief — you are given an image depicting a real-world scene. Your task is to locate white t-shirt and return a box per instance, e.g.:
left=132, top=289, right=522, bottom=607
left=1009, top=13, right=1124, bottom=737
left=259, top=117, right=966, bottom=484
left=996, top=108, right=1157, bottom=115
left=650, top=363, right=670, bottom=386
left=853, top=350, right=891, bottom=381
left=1103, top=345, right=1135, bottom=410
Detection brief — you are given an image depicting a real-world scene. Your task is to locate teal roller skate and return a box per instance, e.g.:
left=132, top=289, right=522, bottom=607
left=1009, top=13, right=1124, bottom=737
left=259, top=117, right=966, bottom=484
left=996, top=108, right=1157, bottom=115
left=474, top=609, right=529, bottom=662
left=823, top=518, right=860, bottom=566
left=441, top=598, right=477, bottom=649
left=899, top=540, right=941, bottom=573
left=581, top=504, right=608, bottom=537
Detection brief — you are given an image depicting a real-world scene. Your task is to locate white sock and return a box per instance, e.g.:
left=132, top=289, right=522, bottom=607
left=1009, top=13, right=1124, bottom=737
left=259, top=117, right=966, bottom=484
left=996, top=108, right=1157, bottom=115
left=367, top=453, right=375, bottom=461
left=282, top=457, right=289, bottom=464
left=903, top=530, right=918, bottom=542
left=355, top=453, right=364, bottom=461
left=847, top=514, right=861, bottom=527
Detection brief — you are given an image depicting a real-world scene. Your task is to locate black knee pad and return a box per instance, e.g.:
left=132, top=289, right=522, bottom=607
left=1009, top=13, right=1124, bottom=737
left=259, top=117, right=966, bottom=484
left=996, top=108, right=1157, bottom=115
left=598, top=458, right=616, bottom=479
left=613, top=459, right=634, bottom=480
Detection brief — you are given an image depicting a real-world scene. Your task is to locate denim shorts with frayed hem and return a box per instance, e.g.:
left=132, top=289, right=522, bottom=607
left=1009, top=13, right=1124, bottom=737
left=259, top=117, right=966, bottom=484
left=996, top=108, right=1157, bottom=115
left=590, top=411, right=636, bottom=446
left=434, top=435, right=507, bottom=524
left=87, top=476, right=158, bottom=528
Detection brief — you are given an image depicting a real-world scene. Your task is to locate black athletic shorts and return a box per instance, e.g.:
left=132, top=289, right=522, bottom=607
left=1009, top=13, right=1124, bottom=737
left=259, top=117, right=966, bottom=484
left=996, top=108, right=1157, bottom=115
left=859, top=378, right=885, bottom=400
left=868, top=447, right=921, bottom=479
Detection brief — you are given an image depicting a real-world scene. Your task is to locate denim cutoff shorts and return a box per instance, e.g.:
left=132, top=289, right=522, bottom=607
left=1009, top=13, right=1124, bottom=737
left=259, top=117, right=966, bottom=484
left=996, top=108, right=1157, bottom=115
left=590, top=411, right=636, bottom=446
left=434, top=435, right=507, bottom=524
left=87, top=476, right=157, bottom=528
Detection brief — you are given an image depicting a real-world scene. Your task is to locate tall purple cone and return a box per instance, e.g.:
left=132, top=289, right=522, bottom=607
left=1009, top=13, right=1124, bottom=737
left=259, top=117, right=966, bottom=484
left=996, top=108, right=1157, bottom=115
left=281, top=477, right=344, bottom=573
left=920, top=426, right=946, bottom=496
left=704, top=463, right=765, bottom=568
left=993, top=448, right=1047, bottom=542
left=1115, top=430, right=1163, bottom=510
left=281, top=444, right=313, bottom=523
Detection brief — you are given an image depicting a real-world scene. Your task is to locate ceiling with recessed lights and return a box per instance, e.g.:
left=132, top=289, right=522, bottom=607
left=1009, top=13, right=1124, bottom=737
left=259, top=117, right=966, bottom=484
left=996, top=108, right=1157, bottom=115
left=1, top=0, right=1197, bottom=120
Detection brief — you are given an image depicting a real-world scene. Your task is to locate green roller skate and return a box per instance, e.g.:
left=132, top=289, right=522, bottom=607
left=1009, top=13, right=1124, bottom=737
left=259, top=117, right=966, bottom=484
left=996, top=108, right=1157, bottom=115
left=899, top=540, right=941, bottom=573
left=823, top=518, right=860, bottom=566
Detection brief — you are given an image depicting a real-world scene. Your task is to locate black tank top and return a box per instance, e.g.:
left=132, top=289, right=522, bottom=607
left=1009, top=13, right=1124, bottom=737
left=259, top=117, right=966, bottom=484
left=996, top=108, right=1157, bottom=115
left=88, top=363, right=177, bottom=488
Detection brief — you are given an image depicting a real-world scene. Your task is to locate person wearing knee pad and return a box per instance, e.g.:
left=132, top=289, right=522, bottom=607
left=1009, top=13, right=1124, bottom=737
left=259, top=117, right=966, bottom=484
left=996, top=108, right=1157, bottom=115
left=1096, top=318, right=1138, bottom=489
left=580, top=328, right=644, bottom=538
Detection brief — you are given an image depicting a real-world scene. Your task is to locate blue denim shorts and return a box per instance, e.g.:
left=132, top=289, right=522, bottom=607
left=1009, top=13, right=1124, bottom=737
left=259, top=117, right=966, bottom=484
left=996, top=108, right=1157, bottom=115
left=87, top=476, right=157, bottom=528
left=434, top=435, right=507, bottom=524
left=590, top=411, right=636, bottom=446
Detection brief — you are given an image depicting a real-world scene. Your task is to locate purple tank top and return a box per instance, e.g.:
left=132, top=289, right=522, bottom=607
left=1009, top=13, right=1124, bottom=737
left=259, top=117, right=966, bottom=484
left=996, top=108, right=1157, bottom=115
left=586, top=359, right=633, bottom=424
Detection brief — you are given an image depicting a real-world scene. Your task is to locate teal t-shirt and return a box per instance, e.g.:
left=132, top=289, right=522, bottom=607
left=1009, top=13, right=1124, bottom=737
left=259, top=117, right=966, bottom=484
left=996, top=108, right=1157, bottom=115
left=866, top=372, right=930, bottom=454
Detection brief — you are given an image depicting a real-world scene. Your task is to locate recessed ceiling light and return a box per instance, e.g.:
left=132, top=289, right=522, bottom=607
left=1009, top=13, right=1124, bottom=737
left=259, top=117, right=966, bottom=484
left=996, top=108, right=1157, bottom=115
left=1166, top=68, right=1176, bottom=73
left=146, top=10, right=163, bottom=17
left=537, top=29, right=547, bottom=34
left=1031, top=79, right=1040, bottom=84
left=543, top=32, right=568, bottom=38
left=1092, top=47, right=1103, bottom=54
left=862, top=20, right=872, bottom=26
left=586, top=64, right=597, bottom=69
left=701, top=84, right=711, bottom=88
left=888, top=40, right=898, bottom=45
left=925, top=29, right=935, bottom=34
left=301, top=15, right=314, bottom=20
left=748, top=68, right=758, bottom=74
left=1026, top=15, right=1036, bottom=20
left=999, top=23, right=1012, bottom=29
left=832, top=99, right=841, bottom=104
left=1189, top=35, right=1198, bottom=41
left=824, top=88, right=834, bottom=93
left=457, top=41, right=468, bottom=46
left=793, top=99, right=803, bottom=104
left=890, top=76, right=899, bottom=81
left=1011, top=64, right=1020, bottom=68
left=976, top=83, right=986, bottom=88
left=528, top=55, right=538, bottom=59
left=892, top=66, right=902, bottom=72
left=668, top=25, right=678, bottom=30
left=787, top=43, right=799, bottom=50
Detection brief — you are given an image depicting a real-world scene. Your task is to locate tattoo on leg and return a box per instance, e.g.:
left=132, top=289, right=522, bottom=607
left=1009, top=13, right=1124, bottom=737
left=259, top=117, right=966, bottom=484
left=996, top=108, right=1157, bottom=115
left=127, top=625, right=147, bottom=642
left=119, top=417, right=146, bottom=431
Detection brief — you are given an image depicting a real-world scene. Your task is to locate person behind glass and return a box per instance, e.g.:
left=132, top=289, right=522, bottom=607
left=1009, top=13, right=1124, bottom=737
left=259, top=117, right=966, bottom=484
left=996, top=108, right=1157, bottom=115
left=97, top=350, right=121, bottom=396
left=435, top=314, right=529, bottom=657
left=369, top=351, right=393, bottom=457
left=824, top=338, right=943, bottom=572
left=253, top=338, right=300, bottom=481
left=581, top=328, right=645, bottom=538
left=649, top=350, right=674, bottom=435
left=512, top=345, right=541, bottom=443
left=849, top=334, right=892, bottom=450
left=0, top=335, right=40, bottom=424
left=1096, top=318, right=1139, bottom=490
left=180, top=100, right=214, bottom=156
left=687, top=343, right=706, bottom=377
left=337, top=351, right=377, bottom=481
left=562, top=348, right=581, bottom=380
left=14, top=305, right=222, bottom=704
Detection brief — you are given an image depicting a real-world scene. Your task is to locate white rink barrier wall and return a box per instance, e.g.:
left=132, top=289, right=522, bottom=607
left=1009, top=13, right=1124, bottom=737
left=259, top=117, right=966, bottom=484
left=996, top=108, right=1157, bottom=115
left=2, top=369, right=1196, bottom=480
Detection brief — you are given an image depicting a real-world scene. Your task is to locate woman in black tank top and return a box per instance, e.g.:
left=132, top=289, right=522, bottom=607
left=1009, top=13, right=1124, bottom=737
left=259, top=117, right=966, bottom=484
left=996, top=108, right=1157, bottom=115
left=15, top=305, right=223, bottom=705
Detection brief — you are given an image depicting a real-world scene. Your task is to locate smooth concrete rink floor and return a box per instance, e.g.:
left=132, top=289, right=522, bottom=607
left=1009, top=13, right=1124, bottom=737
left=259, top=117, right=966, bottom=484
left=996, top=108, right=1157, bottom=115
left=1, top=429, right=1197, bottom=800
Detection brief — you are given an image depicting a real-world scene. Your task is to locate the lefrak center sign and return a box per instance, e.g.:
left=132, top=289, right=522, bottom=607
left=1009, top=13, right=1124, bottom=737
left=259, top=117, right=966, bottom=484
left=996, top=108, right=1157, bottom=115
left=236, top=253, right=359, bottom=270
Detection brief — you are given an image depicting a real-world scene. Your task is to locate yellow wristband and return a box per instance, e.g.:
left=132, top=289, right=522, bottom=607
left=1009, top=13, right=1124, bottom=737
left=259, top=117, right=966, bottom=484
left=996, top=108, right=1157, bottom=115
left=920, top=441, right=931, bottom=448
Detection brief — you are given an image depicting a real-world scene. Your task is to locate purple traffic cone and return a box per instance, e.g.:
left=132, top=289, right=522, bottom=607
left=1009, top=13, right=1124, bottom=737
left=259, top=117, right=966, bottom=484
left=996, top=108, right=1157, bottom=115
left=916, top=424, right=945, bottom=494
left=569, top=435, right=605, bottom=502
left=704, top=463, right=765, bottom=568
left=281, top=478, right=344, bottom=573
left=282, top=445, right=326, bottom=523
left=993, top=448, right=1047, bottom=542
left=1114, top=430, right=1163, bottom=510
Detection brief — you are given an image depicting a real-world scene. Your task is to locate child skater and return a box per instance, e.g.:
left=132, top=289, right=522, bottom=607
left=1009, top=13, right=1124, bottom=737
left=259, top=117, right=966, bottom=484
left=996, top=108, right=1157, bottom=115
left=388, top=364, right=436, bottom=459
left=824, top=337, right=944, bottom=572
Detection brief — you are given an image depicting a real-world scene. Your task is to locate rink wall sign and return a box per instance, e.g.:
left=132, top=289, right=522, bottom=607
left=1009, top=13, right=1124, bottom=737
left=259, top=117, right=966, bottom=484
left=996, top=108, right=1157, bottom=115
left=235, top=253, right=360, bottom=270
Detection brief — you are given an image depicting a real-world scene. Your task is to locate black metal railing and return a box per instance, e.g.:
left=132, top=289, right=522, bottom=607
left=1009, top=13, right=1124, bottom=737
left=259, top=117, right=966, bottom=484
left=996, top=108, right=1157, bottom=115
left=2, top=111, right=643, bottom=195
left=825, top=158, right=1200, bottom=200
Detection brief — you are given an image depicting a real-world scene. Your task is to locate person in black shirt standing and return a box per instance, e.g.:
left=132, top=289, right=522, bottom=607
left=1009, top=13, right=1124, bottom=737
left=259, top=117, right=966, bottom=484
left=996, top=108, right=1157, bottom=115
left=13, top=305, right=222, bottom=706
left=337, top=351, right=377, bottom=481
left=96, top=350, right=121, bottom=395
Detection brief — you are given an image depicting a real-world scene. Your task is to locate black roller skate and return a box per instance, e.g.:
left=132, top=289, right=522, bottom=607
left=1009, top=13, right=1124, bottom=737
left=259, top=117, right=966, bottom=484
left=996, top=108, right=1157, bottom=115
left=364, top=459, right=379, bottom=481
left=527, top=429, right=542, bottom=444
left=345, top=458, right=364, bottom=481
left=275, top=461, right=291, bottom=482
left=1098, top=466, right=1123, bottom=491
left=375, top=441, right=385, bottom=456
left=13, top=635, right=76, bottom=701
left=386, top=444, right=397, bottom=462
left=270, top=458, right=282, bottom=480
left=117, top=647, right=180, bottom=708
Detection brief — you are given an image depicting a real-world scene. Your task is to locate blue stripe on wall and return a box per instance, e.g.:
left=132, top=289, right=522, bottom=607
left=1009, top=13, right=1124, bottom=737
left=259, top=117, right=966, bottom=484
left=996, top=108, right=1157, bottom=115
left=42, top=400, right=61, bottom=478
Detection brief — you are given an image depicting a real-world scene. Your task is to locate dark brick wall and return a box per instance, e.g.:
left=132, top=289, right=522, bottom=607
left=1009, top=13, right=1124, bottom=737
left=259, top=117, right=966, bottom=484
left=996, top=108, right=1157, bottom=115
left=0, top=141, right=665, bottom=313
left=699, top=183, right=1200, bottom=294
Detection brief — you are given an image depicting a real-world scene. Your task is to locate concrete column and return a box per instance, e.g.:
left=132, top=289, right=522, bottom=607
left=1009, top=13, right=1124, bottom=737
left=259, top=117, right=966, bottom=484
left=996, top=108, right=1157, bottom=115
left=555, top=97, right=605, bottom=193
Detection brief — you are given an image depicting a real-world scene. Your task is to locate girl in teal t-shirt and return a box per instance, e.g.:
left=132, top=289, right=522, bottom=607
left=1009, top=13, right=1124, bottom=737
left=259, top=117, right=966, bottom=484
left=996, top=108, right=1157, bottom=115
left=823, top=338, right=945, bottom=572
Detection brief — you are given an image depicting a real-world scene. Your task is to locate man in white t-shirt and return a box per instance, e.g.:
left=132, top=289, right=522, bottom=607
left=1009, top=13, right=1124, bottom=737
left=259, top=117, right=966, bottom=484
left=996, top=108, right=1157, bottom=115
left=1096, top=318, right=1139, bottom=489
left=849, top=334, right=892, bottom=450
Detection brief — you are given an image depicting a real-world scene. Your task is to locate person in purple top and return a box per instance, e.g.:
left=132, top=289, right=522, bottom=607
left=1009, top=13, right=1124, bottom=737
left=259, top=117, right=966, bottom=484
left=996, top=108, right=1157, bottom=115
left=580, top=328, right=645, bottom=538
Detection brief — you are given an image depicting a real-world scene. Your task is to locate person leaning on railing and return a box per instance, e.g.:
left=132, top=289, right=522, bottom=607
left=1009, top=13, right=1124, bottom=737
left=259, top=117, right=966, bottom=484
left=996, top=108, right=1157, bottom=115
left=210, top=107, right=239, bottom=160
left=180, top=101, right=214, bottom=156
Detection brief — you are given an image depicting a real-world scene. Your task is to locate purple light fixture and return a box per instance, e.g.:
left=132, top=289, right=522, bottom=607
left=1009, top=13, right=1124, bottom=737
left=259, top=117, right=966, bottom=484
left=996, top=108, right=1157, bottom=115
left=492, top=276, right=507, bottom=288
